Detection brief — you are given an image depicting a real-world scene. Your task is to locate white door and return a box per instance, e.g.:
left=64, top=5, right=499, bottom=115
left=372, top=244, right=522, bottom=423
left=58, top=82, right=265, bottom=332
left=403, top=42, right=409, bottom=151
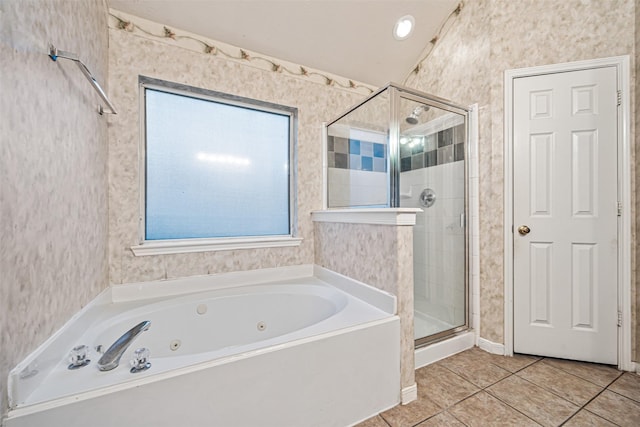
left=512, top=66, right=618, bottom=364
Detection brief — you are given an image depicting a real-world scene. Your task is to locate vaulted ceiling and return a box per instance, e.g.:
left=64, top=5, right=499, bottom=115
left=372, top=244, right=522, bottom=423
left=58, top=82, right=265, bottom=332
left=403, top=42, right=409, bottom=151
left=108, top=0, right=460, bottom=87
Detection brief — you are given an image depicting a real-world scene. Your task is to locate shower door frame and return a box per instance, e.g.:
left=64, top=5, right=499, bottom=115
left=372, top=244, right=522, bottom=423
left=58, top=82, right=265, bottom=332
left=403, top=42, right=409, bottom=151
left=392, top=86, right=472, bottom=347
left=325, top=83, right=471, bottom=347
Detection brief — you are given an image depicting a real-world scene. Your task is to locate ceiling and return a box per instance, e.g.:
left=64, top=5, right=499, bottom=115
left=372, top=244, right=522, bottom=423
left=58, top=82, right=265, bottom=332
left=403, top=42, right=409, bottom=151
left=108, top=0, right=460, bottom=87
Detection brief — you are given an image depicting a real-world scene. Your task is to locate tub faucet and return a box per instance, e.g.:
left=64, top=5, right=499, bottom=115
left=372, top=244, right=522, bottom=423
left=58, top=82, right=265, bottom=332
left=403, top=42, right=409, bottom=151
left=97, top=320, right=151, bottom=371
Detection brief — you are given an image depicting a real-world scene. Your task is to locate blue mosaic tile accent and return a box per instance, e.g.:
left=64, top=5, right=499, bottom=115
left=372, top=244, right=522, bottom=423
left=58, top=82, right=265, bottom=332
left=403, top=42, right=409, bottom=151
left=349, top=154, right=361, bottom=170
left=438, top=128, right=453, bottom=148
left=335, top=152, right=348, bottom=168
left=327, top=136, right=387, bottom=173
left=373, top=143, right=385, bottom=158
left=360, top=141, right=373, bottom=157
left=399, top=122, right=465, bottom=172
left=334, top=136, right=348, bottom=153
left=329, top=123, right=463, bottom=174
left=411, top=153, right=424, bottom=169
left=454, top=142, right=465, bottom=161
left=361, top=156, right=373, bottom=171
left=425, top=150, right=437, bottom=167
left=399, top=142, right=412, bottom=158
left=411, top=140, right=424, bottom=155
left=400, top=157, right=411, bottom=172
left=373, top=157, right=386, bottom=172
left=349, top=139, right=360, bottom=155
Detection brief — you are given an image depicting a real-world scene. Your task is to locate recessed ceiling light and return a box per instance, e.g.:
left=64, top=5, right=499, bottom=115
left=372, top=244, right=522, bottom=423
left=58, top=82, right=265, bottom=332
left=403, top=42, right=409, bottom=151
left=393, top=15, right=415, bottom=40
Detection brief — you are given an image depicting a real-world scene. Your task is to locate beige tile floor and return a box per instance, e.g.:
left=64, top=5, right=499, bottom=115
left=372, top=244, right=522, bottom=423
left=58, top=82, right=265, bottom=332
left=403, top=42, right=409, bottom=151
left=357, top=347, right=640, bottom=427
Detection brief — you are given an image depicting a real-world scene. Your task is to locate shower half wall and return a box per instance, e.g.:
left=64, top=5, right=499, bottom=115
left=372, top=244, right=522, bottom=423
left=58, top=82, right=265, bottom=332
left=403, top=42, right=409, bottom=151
left=324, top=84, right=469, bottom=347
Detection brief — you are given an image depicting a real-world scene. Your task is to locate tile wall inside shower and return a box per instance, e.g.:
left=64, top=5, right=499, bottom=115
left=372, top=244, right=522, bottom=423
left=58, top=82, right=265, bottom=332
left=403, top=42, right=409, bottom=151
left=326, top=128, right=387, bottom=208
left=401, top=160, right=466, bottom=332
left=400, top=123, right=465, bottom=173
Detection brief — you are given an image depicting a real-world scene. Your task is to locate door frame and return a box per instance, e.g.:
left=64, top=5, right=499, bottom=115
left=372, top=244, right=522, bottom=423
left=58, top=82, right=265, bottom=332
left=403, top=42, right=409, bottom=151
left=503, top=56, right=632, bottom=370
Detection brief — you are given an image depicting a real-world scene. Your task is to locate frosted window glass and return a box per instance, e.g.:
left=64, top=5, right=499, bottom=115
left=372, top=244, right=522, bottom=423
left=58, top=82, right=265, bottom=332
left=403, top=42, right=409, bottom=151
left=145, top=89, right=291, bottom=240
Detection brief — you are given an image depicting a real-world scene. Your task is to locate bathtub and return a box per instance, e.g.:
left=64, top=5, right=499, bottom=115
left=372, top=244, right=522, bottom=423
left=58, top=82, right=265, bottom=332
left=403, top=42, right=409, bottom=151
left=5, top=265, right=400, bottom=427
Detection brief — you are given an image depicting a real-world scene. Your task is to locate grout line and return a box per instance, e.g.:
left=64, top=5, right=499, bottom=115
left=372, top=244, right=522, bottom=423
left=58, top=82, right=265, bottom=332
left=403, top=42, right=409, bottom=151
left=446, top=410, right=470, bottom=427
left=478, top=386, right=545, bottom=427
left=373, top=352, right=628, bottom=427
left=512, top=360, right=604, bottom=408
left=378, top=414, right=392, bottom=427
left=559, top=387, right=611, bottom=427
left=484, top=373, right=574, bottom=427
left=607, top=386, right=640, bottom=405
left=421, top=409, right=471, bottom=427
left=539, top=357, right=623, bottom=389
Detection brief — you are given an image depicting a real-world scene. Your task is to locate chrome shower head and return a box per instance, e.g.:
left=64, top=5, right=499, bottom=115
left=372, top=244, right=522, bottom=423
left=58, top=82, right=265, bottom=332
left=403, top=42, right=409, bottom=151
left=405, top=105, right=429, bottom=125
left=405, top=114, right=419, bottom=125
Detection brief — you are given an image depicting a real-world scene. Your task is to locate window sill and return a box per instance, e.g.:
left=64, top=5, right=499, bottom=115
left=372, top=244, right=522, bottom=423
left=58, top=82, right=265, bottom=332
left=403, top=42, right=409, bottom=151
left=131, top=236, right=303, bottom=256
left=311, top=208, right=421, bottom=226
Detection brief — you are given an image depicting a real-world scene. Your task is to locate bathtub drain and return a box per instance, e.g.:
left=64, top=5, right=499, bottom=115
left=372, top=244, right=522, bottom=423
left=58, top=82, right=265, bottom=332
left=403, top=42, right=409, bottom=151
left=257, top=321, right=267, bottom=331
left=169, top=339, right=181, bottom=351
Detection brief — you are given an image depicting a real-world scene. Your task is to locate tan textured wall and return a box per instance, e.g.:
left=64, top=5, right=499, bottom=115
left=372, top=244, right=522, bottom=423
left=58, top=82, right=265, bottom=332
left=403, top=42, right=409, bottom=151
left=0, top=0, right=109, bottom=415
left=314, top=222, right=416, bottom=391
left=409, top=0, right=637, bottom=349
left=107, top=18, right=365, bottom=284
left=635, top=0, right=640, bottom=362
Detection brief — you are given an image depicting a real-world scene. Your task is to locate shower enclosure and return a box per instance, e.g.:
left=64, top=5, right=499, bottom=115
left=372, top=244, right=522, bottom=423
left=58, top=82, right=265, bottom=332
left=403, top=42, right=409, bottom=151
left=324, top=84, right=469, bottom=346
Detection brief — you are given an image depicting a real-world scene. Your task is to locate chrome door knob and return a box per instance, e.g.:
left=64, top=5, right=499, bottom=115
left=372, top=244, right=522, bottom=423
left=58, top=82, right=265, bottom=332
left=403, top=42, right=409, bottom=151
left=518, top=225, right=531, bottom=235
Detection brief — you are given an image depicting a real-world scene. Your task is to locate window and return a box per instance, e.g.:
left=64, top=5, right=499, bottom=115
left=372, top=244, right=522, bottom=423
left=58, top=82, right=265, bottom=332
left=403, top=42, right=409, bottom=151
left=133, top=76, right=299, bottom=255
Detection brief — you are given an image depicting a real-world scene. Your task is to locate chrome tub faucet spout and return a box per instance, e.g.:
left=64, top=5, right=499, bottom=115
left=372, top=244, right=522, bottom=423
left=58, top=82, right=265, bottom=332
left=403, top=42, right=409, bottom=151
left=97, top=320, right=151, bottom=371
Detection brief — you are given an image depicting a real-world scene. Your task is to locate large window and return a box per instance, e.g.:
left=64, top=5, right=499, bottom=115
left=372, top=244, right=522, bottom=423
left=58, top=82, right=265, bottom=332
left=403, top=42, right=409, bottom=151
left=137, top=76, right=297, bottom=252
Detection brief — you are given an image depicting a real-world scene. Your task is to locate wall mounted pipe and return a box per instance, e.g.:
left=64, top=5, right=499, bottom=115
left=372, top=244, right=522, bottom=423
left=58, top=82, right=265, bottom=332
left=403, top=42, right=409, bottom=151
left=48, top=44, right=117, bottom=115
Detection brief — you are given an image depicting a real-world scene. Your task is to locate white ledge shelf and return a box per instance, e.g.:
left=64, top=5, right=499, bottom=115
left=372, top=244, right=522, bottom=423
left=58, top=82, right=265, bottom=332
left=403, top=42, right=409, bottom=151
left=311, top=208, right=421, bottom=226
left=131, top=236, right=303, bottom=256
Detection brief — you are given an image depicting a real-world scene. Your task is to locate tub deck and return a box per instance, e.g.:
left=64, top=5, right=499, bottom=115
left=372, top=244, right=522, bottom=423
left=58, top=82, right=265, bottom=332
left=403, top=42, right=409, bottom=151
left=5, top=265, right=400, bottom=427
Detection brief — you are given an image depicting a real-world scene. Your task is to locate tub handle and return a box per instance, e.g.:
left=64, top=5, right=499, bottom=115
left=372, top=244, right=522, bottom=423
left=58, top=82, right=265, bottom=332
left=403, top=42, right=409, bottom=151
left=130, top=347, right=152, bottom=373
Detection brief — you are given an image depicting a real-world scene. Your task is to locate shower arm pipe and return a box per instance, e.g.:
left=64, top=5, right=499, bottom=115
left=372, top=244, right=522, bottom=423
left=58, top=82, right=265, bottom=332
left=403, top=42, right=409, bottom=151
left=48, top=44, right=117, bottom=115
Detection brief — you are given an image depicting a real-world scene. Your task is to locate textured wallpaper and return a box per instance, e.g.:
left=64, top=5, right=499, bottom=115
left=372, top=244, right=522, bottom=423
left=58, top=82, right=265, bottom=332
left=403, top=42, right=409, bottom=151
left=636, top=0, right=640, bottom=363
left=107, top=13, right=366, bottom=284
left=409, top=0, right=637, bottom=347
left=0, top=0, right=109, bottom=415
left=314, top=221, right=415, bottom=391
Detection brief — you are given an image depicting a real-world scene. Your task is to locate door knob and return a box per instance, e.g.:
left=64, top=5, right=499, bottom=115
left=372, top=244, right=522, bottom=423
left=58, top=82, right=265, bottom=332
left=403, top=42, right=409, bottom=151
left=518, top=225, right=531, bottom=235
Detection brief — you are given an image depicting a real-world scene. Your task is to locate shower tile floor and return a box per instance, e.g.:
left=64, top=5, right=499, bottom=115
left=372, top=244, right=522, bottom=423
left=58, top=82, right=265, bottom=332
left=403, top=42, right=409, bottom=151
left=356, top=347, right=640, bottom=427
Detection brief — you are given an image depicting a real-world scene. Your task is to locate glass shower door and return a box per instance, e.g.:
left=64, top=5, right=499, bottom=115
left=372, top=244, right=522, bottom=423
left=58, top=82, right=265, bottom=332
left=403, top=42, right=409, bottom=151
left=398, top=96, right=467, bottom=344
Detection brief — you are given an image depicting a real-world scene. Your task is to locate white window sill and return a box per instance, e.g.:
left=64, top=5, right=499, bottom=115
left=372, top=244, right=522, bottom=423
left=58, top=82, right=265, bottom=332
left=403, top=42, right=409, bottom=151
left=311, top=208, right=421, bottom=226
left=131, top=236, right=303, bottom=256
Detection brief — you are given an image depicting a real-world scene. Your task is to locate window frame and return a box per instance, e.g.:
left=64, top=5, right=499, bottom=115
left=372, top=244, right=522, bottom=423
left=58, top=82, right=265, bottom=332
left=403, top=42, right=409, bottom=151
left=131, top=76, right=300, bottom=256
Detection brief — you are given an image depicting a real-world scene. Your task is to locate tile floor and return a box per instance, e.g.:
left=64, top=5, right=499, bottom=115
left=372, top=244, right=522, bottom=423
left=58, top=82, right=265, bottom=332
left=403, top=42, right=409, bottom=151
left=357, top=347, right=640, bottom=427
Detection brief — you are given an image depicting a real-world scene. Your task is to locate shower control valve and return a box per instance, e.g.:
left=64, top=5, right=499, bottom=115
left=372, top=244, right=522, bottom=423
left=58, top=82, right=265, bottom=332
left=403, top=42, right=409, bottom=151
left=419, top=188, right=436, bottom=208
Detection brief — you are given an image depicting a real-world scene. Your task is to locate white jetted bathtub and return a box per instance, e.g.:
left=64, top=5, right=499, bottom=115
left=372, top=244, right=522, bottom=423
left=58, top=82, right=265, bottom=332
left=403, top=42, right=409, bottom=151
left=5, top=265, right=400, bottom=427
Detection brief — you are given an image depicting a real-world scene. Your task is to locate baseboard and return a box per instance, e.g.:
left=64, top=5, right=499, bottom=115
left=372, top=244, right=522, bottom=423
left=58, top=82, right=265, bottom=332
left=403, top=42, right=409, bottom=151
left=401, top=383, right=417, bottom=405
left=477, top=337, right=505, bottom=355
left=415, top=331, right=475, bottom=369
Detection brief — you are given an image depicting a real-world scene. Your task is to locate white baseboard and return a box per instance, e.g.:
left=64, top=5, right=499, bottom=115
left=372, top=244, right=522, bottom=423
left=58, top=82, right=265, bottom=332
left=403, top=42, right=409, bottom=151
left=477, top=337, right=505, bottom=355
left=414, top=331, right=475, bottom=369
left=401, top=383, right=417, bottom=405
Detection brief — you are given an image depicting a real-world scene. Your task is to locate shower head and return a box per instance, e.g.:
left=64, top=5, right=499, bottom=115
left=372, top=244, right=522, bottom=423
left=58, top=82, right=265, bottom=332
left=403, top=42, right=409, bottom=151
left=405, top=115, right=419, bottom=125
left=405, top=105, right=430, bottom=125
